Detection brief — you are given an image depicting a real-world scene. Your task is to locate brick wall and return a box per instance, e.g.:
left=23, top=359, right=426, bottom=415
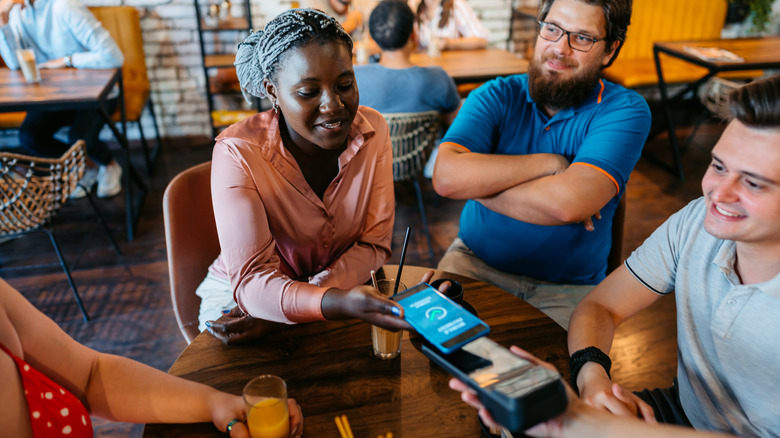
left=84, top=0, right=515, bottom=139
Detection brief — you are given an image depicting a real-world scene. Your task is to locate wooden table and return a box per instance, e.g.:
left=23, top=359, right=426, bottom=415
left=0, top=67, right=147, bottom=240
left=653, top=37, right=780, bottom=180
left=410, top=48, right=528, bottom=84
left=143, top=265, right=568, bottom=437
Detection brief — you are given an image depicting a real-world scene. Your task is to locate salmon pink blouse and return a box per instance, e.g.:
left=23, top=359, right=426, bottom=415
left=208, top=107, right=394, bottom=324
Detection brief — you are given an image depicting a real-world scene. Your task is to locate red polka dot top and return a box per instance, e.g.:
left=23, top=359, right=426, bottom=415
left=1, top=342, right=92, bottom=437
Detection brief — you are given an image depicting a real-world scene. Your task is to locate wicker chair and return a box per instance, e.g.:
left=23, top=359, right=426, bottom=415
left=0, top=141, right=120, bottom=321
left=383, top=111, right=440, bottom=260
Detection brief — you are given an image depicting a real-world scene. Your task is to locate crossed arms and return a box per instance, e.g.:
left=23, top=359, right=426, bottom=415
left=433, top=143, right=617, bottom=227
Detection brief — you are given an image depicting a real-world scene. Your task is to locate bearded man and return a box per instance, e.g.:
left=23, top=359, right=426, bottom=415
left=432, top=0, right=650, bottom=328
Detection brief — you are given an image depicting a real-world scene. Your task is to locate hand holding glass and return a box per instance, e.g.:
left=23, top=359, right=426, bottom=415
left=243, top=375, right=290, bottom=438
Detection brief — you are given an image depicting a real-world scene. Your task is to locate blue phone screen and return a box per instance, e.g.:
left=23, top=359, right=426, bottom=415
left=395, top=283, right=489, bottom=353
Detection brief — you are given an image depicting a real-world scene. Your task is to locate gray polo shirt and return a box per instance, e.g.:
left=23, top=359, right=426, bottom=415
left=625, top=197, right=780, bottom=437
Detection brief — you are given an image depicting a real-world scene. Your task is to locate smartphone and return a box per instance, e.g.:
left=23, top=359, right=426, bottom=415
left=423, top=337, right=567, bottom=432
left=392, top=282, right=490, bottom=354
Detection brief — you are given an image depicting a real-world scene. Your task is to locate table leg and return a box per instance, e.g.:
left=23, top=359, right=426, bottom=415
left=98, top=72, right=148, bottom=241
left=653, top=48, right=686, bottom=181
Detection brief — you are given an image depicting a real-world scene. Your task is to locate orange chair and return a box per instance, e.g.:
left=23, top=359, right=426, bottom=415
left=603, top=0, right=758, bottom=88
left=163, top=162, right=219, bottom=343
left=89, top=6, right=162, bottom=172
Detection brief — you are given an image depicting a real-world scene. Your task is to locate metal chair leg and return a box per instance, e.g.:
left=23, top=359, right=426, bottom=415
left=147, top=99, right=162, bottom=165
left=83, top=189, right=122, bottom=256
left=137, top=120, right=152, bottom=174
left=412, top=178, right=435, bottom=261
left=43, top=228, right=90, bottom=322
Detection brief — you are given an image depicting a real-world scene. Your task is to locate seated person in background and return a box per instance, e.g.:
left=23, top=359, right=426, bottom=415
left=355, top=0, right=460, bottom=126
left=0, top=278, right=303, bottom=437
left=432, top=0, right=651, bottom=329
left=299, top=0, right=362, bottom=33
left=0, top=0, right=123, bottom=198
left=450, top=346, right=735, bottom=438
left=409, top=0, right=489, bottom=51
left=568, top=74, right=780, bottom=436
left=198, top=9, right=411, bottom=344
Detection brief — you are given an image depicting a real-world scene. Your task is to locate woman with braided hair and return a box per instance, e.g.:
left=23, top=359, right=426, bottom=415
left=197, top=8, right=412, bottom=344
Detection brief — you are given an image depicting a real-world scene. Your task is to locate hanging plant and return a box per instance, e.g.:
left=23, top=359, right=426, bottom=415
left=729, top=0, right=774, bottom=33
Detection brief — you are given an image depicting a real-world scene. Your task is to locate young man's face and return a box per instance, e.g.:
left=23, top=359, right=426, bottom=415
left=532, top=0, right=617, bottom=84
left=702, top=120, right=780, bottom=248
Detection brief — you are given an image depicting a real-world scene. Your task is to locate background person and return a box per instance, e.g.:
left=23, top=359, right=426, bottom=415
left=0, top=0, right=124, bottom=198
left=355, top=0, right=460, bottom=125
left=432, top=0, right=651, bottom=328
left=0, top=278, right=303, bottom=437
left=197, top=9, right=410, bottom=343
left=568, top=74, right=780, bottom=436
left=299, top=0, right=363, bottom=34
left=409, top=0, right=489, bottom=51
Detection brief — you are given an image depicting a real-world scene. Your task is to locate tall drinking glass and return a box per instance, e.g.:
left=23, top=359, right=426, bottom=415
left=15, top=48, right=40, bottom=83
left=243, top=375, right=290, bottom=438
left=371, top=279, right=405, bottom=359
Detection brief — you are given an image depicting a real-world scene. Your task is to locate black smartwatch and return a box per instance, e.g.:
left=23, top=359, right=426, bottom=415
left=64, top=54, right=73, bottom=68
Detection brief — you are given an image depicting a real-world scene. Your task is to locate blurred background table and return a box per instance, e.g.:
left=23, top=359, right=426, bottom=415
left=653, top=36, right=780, bottom=180
left=143, top=264, right=568, bottom=437
left=0, top=67, right=147, bottom=240
left=410, top=48, right=528, bottom=85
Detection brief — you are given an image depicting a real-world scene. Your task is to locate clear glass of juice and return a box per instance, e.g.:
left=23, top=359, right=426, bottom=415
left=243, top=375, right=290, bottom=438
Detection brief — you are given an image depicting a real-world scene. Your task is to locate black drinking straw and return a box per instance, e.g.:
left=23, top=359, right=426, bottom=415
left=392, top=227, right=412, bottom=297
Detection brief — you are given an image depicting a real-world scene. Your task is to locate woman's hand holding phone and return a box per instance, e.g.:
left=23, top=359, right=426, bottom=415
left=321, top=285, right=411, bottom=330
left=320, top=269, right=448, bottom=331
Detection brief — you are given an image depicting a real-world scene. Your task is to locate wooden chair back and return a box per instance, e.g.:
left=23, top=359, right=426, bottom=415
left=162, top=162, right=220, bottom=343
left=89, top=6, right=150, bottom=123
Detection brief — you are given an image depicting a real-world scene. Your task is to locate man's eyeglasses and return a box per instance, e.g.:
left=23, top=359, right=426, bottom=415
left=537, top=21, right=606, bottom=52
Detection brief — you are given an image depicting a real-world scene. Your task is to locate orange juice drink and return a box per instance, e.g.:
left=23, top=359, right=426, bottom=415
left=247, top=397, right=290, bottom=438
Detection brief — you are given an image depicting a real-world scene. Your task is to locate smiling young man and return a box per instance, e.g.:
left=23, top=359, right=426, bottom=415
left=432, top=0, right=650, bottom=328
left=567, top=75, right=780, bottom=436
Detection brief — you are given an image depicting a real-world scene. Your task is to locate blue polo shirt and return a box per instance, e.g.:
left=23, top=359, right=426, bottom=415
left=443, top=74, right=650, bottom=284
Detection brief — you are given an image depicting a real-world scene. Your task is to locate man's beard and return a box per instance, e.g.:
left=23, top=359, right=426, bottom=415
left=528, top=54, right=602, bottom=112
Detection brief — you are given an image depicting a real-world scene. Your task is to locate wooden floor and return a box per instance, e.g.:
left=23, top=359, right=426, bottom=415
left=0, top=118, right=724, bottom=437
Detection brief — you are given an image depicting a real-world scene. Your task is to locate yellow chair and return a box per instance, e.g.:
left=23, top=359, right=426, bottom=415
left=603, top=0, right=759, bottom=88
left=89, top=6, right=162, bottom=172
